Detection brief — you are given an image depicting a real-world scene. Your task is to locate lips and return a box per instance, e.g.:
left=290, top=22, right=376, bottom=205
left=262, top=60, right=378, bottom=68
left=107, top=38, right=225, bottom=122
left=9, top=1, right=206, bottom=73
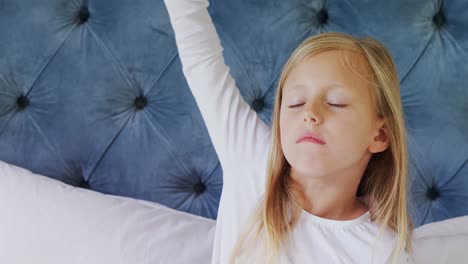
left=296, top=132, right=326, bottom=145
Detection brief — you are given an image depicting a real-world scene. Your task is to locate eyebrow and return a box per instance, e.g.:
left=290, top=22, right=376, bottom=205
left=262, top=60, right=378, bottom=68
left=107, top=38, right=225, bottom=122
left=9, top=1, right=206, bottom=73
left=286, top=83, right=349, bottom=93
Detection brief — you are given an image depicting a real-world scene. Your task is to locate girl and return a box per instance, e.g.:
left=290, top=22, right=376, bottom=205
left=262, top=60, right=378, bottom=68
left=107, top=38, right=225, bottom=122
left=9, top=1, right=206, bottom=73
left=164, top=0, right=414, bottom=263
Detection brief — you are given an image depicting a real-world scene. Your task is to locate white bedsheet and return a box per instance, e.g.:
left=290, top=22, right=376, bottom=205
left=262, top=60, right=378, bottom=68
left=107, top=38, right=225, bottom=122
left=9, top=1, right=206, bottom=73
left=411, top=213, right=468, bottom=263
left=1, top=159, right=467, bottom=264
left=0, top=160, right=216, bottom=264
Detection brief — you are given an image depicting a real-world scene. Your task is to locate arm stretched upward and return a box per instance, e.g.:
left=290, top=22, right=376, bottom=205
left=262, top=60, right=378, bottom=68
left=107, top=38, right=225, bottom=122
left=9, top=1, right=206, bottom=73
left=164, top=0, right=272, bottom=187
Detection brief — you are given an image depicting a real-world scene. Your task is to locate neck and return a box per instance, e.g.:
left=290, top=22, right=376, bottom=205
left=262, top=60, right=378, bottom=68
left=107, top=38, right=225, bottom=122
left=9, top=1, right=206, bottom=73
left=289, top=168, right=369, bottom=220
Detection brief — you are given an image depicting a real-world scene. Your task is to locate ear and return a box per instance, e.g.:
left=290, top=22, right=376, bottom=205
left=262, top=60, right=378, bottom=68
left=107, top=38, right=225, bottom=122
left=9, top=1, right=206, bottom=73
left=368, top=119, right=389, bottom=154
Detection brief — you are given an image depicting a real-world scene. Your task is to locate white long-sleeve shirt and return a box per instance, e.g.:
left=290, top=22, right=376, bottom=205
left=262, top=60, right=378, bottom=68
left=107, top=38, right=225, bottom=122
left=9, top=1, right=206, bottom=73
left=163, top=0, right=412, bottom=263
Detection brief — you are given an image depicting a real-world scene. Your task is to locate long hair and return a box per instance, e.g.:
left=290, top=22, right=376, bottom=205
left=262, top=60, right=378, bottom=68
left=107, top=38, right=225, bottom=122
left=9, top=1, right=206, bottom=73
left=229, top=32, right=414, bottom=264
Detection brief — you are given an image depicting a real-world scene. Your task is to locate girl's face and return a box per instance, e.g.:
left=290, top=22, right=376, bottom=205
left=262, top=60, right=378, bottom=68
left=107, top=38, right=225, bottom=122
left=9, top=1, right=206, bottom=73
left=279, top=50, right=388, bottom=179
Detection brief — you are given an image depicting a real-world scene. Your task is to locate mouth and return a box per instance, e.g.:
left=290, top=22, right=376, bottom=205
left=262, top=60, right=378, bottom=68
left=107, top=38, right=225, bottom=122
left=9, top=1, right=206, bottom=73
left=296, top=132, right=326, bottom=145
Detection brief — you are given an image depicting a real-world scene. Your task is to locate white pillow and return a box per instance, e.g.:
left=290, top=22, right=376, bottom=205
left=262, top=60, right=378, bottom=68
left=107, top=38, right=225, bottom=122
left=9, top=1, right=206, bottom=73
left=0, top=160, right=216, bottom=264
left=2, top=159, right=468, bottom=264
left=411, top=214, right=468, bottom=264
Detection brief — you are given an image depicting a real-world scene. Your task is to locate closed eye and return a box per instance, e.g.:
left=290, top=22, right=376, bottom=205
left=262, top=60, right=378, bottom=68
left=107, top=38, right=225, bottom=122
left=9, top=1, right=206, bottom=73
left=288, top=103, right=346, bottom=108
left=288, top=103, right=304, bottom=108
left=328, top=103, right=346, bottom=107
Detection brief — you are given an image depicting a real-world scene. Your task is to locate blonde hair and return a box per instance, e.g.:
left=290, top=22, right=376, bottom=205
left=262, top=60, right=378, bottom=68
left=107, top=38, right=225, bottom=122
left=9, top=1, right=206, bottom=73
left=229, top=32, right=414, bottom=264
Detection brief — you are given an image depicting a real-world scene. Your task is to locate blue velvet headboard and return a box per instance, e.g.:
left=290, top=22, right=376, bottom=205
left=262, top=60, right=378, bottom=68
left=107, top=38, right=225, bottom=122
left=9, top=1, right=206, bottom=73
left=0, top=0, right=467, bottom=226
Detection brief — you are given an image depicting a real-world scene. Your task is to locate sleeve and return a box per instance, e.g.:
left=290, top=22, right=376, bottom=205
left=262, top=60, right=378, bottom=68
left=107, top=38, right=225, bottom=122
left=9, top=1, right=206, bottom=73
left=163, top=0, right=272, bottom=185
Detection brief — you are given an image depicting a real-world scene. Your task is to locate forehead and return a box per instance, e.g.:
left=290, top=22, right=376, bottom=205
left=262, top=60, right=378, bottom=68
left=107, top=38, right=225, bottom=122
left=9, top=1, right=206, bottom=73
left=283, top=50, right=374, bottom=95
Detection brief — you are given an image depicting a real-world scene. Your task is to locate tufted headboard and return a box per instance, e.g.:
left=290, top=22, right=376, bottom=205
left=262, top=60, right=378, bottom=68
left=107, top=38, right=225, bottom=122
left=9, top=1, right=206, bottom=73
left=0, top=0, right=467, bottom=226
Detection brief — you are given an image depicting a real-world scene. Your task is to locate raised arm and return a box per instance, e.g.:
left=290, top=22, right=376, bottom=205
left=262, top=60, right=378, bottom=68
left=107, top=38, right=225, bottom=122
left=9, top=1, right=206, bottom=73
left=163, top=0, right=272, bottom=185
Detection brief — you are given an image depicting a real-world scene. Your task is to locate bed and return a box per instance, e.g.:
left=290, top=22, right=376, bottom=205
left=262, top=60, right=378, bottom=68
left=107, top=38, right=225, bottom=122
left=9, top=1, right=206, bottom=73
left=0, top=0, right=467, bottom=263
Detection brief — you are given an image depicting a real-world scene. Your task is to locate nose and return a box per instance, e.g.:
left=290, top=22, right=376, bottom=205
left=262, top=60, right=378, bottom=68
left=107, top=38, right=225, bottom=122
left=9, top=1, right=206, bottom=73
left=303, top=105, right=322, bottom=124
left=303, top=116, right=319, bottom=123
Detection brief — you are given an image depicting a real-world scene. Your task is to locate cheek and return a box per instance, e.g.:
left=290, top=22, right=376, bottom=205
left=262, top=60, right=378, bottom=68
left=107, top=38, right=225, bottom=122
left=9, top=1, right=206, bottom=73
left=279, top=109, right=292, bottom=137
left=336, top=116, right=373, bottom=150
left=279, top=112, right=296, bottom=156
left=325, top=114, right=364, bottom=145
left=279, top=114, right=289, bottom=145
